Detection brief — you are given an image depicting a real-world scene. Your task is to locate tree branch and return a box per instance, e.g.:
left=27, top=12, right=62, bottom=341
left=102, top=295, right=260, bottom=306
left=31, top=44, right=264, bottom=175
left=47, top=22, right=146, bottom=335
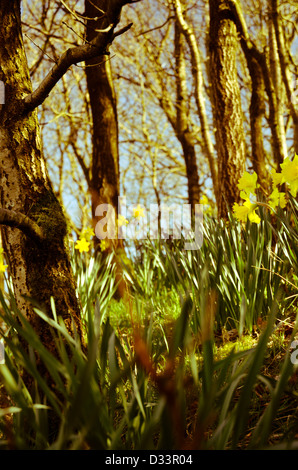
left=23, top=36, right=110, bottom=113
left=22, top=1, right=137, bottom=113
left=0, top=209, right=45, bottom=242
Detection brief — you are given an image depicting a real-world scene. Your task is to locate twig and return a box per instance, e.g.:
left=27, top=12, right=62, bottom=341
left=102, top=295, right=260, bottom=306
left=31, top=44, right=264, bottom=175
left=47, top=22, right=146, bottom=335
left=25, top=34, right=57, bottom=64
left=113, top=22, right=133, bottom=38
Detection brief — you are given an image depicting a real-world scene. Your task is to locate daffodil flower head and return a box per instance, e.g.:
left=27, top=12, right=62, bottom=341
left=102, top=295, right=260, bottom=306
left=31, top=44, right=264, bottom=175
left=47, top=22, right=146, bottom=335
left=100, top=239, right=108, bottom=251
left=280, top=154, right=298, bottom=197
left=0, top=262, right=8, bottom=273
left=271, top=168, right=283, bottom=188
left=81, top=227, right=95, bottom=241
left=117, top=214, right=129, bottom=227
left=233, top=199, right=261, bottom=224
left=268, top=187, right=286, bottom=210
left=237, top=171, right=258, bottom=197
left=200, top=195, right=213, bottom=215
left=75, top=237, right=90, bottom=253
left=133, top=204, right=145, bottom=220
left=200, top=195, right=209, bottom=205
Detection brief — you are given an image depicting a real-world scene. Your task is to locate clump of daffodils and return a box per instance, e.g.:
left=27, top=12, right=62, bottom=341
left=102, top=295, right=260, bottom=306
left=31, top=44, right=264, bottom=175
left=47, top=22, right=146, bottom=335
left=74, top=213, right=130, bottom=254
left=233, top=154, right=298, bottom=224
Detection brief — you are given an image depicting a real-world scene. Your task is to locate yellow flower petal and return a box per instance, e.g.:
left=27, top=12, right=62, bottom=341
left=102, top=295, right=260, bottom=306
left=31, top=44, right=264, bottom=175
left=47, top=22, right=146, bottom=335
left=117, top=214, right=129, bottom=227
left=233, top=202, right=250, bottom=223
left=233, top=199, right=260, bottom=224
left=280, top=154, right=298, bottom=196
left=75, top=237, right=90, bottom=253
left=237, top=171, right=258, bottom=195
left=81, top=227, right=95, bottom=241
left=100, top=239, right=108, bottom=251
left=248, top=210, right=261, bottom=224
left=0, top=263, right=8, bottom=273
left=280, top=154, right=298, bottom=183
left=271, top=168, right=283, bottom=188
left=269, top=188, right=287, bottom=209
left=133, top=204, right=145, bottom=219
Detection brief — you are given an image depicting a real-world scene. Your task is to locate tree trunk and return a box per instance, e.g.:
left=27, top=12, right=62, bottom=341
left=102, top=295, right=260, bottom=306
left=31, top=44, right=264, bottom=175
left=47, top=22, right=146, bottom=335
left=173, top=0, right=218, bottom=205
left=245, top=53, right=269, bottom=193
left=270, top=0, right=298, bottom=155
left=0, top=1, right=82, bottom=348
left=84, top=0, right=120, bottom=240
left=229, top=3, right=268, bottom=192
left=268, top=7, right=287, bottom=164
left=209, top=0, right=246, bottom=219
left=84, top=0, right=128, bottom=299
left=174, top=19, right=201, bottom=211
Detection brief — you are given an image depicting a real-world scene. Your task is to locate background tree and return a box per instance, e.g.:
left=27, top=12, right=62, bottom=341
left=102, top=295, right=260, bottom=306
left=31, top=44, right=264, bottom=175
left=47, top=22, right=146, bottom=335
left=19, top=0, right=297, bottom=232
left=209, top=0, right=246, bottom=219
left=0, top=0, right=137, bottom=350
left=84, top=0, right=122, bottom=241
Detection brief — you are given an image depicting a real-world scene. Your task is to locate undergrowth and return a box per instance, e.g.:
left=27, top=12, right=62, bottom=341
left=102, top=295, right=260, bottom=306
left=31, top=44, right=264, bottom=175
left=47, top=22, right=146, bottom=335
left=0, top=199, right=297, bottom=450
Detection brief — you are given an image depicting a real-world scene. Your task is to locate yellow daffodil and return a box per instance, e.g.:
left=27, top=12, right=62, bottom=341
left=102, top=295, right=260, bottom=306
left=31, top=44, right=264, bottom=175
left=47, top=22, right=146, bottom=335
left=268, top=187, right=287, bottom=210
left=237, top=171, right=258, bottom=196
left=75, top=237, right=90, bottom=253
left=233, top=199, right=261, bottom=224
left=200, top=195, right=209, bottom=205
left=81, top=227, right=95, bottom=241
left=0, top=262, right=8, bottom=273
left=0, top=248, right=8, bottom=273
left=133, top=204, right=145, bottom=220
left=200, top=195, right=213, bottom=215
left=117, top=214, right=129, bottom=227
left=100, top=239, right=108, bottom=251
left=271, top=168, right=283, bottom=188
left=280, top=154, right=298, bottom=197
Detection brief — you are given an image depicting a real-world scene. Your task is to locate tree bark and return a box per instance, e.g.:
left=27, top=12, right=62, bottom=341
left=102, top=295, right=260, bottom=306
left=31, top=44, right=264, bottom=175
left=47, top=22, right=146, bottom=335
left=238, top=41, right=268, bottom=193
left=270, top=0, right=298, bottom=154
left=268, top=5, right=287, bottom=164
left=173, top=0, right=218, bottom=205
left=84, top=0, right=121, bottom=236
left=224, top=0, right=287, bottom=171
left=84, top=0, right=130, bottom=299
left=0, top=1, right=83, bottom=343
left=209, top=0, right=246, bottom=219
left=174, top=19, right=201, bottom=211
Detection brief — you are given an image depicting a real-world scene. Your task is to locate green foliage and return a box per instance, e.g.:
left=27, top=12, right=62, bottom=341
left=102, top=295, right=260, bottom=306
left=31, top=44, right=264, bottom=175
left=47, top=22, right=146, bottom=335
left=0, top=200, right=297, bottom=450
